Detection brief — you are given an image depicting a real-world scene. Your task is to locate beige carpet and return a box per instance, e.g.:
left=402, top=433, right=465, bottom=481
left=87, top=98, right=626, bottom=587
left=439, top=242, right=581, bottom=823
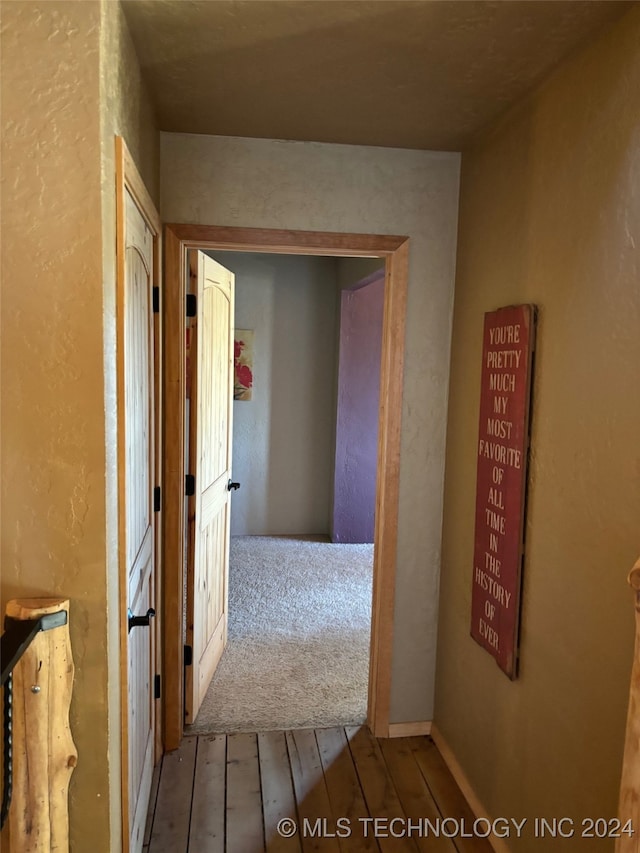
left=186, top=535, right=373, bottom=734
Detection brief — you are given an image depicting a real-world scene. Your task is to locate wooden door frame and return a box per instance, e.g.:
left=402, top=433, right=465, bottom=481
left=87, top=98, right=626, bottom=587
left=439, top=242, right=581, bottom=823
left=116, top=137, right=163, bottom=851
left=163, top=223, right=409, bottom=750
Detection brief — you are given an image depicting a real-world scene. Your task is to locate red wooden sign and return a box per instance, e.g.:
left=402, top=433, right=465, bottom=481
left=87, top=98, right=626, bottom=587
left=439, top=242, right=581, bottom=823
left=471, top=304, right=535, bottom=677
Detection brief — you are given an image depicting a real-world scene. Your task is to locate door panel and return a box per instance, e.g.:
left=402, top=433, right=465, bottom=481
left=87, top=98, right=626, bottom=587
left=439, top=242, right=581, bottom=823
left=122, top=189, right=156, bottom=853
left=185, top=252, right=235, bottom=724
left=332, top=273, right=384, bottom=543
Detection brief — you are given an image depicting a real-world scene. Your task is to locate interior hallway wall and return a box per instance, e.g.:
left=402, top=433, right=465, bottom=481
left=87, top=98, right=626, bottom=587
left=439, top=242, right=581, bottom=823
left=161, top=134, right=461, bottom=723
left=1, top=2, right=159, bottom=849
left=209, top=252, right=339, bottom=536
left=435, top=8, right=640, bottom=849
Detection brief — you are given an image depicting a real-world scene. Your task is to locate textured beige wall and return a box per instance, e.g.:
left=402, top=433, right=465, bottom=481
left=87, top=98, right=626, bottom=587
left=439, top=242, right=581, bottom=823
left=1, top=1, right=159, bottom=849
left=1, top=2, right=112, bottom=848
left=435, top=8, right=640, bottom=850
left=209, top=252, right=340, bottom=537
left=162, top=134, right=461, bottom=722
left=101, top=0, right=160, bottom=206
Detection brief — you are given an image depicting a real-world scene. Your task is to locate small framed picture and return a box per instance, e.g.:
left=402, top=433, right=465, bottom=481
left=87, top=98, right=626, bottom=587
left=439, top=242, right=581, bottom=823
left=234, top=330, right=254, bottom=400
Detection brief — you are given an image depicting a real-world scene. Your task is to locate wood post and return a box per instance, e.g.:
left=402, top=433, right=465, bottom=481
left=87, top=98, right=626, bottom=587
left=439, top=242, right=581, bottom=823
left=5, top=597, right=77, bottom=853
left=616, top=558, right=640, bottom=852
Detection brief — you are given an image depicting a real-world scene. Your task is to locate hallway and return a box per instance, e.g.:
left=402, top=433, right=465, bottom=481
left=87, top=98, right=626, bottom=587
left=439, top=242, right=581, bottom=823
left=4, top=4, right=639, bottom=850
left=144, top=727, right=492, bottom=852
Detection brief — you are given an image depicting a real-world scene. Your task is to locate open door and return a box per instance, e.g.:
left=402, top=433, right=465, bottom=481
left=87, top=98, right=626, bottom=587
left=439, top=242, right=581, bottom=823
left=162, top=225, right=409, bottom=749
left=185, top=252, right=236, bottom=724
left=117, top=136, right=162, bottom=853
left=333, top=270, right=385, bottom=543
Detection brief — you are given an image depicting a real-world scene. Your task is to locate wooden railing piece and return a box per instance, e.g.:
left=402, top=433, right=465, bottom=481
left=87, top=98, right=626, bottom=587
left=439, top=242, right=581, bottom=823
left=5, top=598, right=77, bottom=853
left=616, top=559, right=640, bottom=852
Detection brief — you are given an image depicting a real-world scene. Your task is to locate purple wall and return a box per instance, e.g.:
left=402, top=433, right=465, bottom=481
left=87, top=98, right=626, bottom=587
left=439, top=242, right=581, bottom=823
left=332, top=274, right=385, bottom=543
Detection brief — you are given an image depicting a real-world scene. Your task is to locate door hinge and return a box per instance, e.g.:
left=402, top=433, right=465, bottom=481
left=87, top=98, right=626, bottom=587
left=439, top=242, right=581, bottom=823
left=152, top=286, right=160, bottom=314
left=154, top=674, right=161, bottom=699
left=153, top=486, right=161, bottom=513
left=186, top=294, right=197, bottom=317
left=184, top=645, right=193, bottom=667
left=185, top=474, right=195, bottom=496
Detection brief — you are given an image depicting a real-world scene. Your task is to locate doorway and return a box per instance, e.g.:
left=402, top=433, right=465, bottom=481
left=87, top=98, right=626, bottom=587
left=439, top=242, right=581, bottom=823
left=185, top=251, right=383, bottom=734
left=163, top=224, right=409, bottom=750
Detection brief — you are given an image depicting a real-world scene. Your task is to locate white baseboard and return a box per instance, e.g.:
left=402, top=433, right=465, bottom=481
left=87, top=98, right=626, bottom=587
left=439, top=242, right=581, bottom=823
left=387, top=721, right=432, bottom=737
left=431, top=724, right=512, bottom=853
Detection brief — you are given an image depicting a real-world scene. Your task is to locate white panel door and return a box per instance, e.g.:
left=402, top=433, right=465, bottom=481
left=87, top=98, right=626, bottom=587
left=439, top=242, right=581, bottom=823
left=122, top=190, right=157, bottom=853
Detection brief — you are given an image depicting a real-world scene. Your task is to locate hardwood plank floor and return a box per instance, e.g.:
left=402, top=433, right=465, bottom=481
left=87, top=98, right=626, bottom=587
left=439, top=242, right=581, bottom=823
left=227, top=733, right=265, bottom=853
left=146, top=728, right=493, bottom=853
left=146, top=736, right=197, bottom=853
left=259, top=731, right=303, bottom=853
left=189, top=734, right=226, bottom=853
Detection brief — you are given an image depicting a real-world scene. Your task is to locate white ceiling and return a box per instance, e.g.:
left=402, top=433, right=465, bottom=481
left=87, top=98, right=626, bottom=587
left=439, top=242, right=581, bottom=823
left=122, top=0, right=632, bottom=150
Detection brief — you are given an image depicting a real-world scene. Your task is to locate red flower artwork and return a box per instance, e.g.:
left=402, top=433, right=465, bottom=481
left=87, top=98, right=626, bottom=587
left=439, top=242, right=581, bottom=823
left=236, top=363, right=253, bottom=389
left=234, top=332, right=254, bottom=400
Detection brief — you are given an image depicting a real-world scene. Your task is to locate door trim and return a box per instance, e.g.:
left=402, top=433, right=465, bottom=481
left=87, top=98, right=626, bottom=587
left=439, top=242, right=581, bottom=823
left=115, top=137, right=163, bottom=851
left=163, top=223, right=409, bottom=749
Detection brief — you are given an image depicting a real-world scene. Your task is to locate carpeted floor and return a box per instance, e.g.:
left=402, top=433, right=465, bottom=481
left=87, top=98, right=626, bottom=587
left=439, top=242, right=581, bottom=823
left=185, top=535, right=373, bottom=734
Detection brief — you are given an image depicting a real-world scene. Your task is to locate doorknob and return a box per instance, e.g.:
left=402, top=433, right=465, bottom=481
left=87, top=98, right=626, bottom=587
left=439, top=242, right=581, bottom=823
left=128, top=607, right=156, bottom=633
left=227, top=480, right=241, bottom=491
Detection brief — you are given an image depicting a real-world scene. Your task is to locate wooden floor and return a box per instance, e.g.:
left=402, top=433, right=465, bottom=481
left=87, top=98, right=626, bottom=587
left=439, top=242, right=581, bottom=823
left=144, top=727, right=493, bottom=853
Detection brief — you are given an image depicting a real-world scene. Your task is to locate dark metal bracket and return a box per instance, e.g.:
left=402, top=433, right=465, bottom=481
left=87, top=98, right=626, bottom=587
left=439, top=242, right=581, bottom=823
left=2, top=611, right=67, bottom=687
left=127, top=608, right=156, bottom=633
